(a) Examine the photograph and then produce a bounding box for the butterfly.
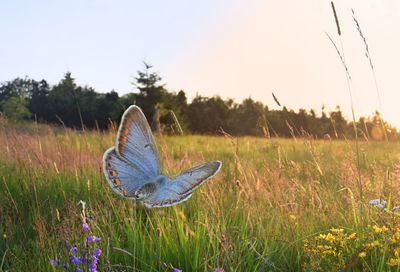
[102,105,222,208]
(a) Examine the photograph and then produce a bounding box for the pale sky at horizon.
[1,0,400,128]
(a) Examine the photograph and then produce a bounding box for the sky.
[1,0,400,127]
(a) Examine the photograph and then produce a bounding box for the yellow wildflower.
[394,230,400,240]
[370,241,381,247]
[389,258,399,266]
[330,228,344,234]
[290,215,296,221]
[348,233,356,240]
[323,249,335,256]
[359,252,366,258]
[2,233,5,239]
[395,248,400,258]
[363,243,371,250]
[373,225,388,234]
[325,233,335,243]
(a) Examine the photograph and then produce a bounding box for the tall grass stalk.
[329,1,363,210]
[351,9,388,142]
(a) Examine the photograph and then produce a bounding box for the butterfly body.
[103,105,222,208]
[134,175,169,199]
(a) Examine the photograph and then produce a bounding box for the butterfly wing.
[143,161,222,208]
[103,147,152,198]
[116,105,161,178]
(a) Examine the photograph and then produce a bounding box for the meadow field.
[1,120,400,271]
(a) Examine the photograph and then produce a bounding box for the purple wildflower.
[92,256,99,265]
[62,262,69,269]
[173,269,183,272]
[82,223,89,230]
[94,248,102,256]
[80,251,87,264]
[85,235,101,243]
[70,246,78,253]
[50,258,58,266]
[76,268,81,272]
[89,261,98,271]
[215,269,225,272]
[80,256,86,264]
[86,255,99,271]
[71,255,80,265]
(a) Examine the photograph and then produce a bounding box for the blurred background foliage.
[0,62,397,140]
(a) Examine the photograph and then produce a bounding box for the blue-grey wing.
[116,105,161,179]
[143,161,222,208]
[103,147,151,198]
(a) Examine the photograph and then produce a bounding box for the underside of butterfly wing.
[143,161,222,208]
[116,105,161,179]
[143,190,193,208]
[103,147,151,198]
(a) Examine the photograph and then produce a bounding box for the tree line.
[0,63,398,140]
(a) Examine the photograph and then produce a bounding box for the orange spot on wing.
[124,128,129,135]
[110,171,117,177]
[197,178,202,183]
[119,144,125,152]
[123,190,128,196]
[114,179,121,186]
[108,163,114,168]
[155,201,162,205]
[122,136,128,143]
[164,200,169,204]
[190,184,196,188]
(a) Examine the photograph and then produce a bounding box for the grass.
[1,120,400,271]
